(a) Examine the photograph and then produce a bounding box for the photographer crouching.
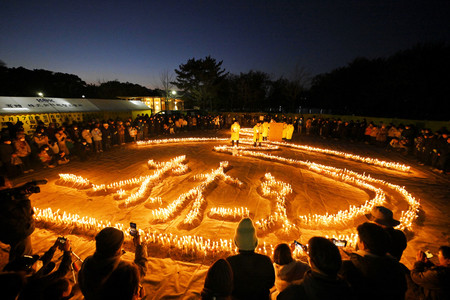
[0,175,47,262]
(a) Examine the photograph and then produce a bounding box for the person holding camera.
[277,237,354,300]
[0,176,35,262]
[4,237,74,300]
[411,246,450,300]
[78,226,147,300]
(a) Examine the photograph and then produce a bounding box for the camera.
[0,179,47,198]
[294,240,308,252]
[331,238,347,247]
[129,222,137,236]
[58,237,67,244]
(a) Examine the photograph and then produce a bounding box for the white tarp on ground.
[0,97,149,114]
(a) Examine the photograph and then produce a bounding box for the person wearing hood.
[226,217,275,300]
[78,227,147,300]
[277,237,355,300]
[271,243,310,299]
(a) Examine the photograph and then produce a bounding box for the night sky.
[1,1,449,88]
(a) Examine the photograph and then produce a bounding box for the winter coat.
[277,270,355,300]
[0,142,14,164]
[286,124,294,140]
[82,129,93,144]
[253,124,263,143]
[91,128,102,141]
[273,260,310,294]
[231,123,240,141]
[0,192,35,244]
[385,227,407,261]
[340,250,407,300]
[411,261,450,300]
[262,122,270,138]
[78,244,147,300]
[226,251,275,300]
[14,139,31,157]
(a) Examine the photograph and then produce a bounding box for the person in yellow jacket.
[231,120,240,146]
[286,123,295,141]
[253,122,263,147]
[262,120,270,141]
[281,121,288,141]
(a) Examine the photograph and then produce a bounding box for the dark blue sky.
[1,1,449,88]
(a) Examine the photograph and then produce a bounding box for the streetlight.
[171,91,177,111]
[37,92,44,97]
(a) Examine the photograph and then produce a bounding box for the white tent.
[0,97,150,114]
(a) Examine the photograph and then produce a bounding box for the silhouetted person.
[226,218,275,300]
[277,237,354,300]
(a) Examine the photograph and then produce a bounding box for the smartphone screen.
[333,240,347,247]
[130,222,137,236]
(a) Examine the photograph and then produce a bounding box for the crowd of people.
[0,111,448,299]
[1,174,448,300]
[1,112,448,179]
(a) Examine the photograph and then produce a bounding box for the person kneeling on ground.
[226,217,275,300]
[271,243,310,299]
[411,245,450,300]
[78,227,147,300]
[277,237,354,300]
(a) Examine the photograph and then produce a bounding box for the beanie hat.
[95,227,124,256]
[234,218,258,251]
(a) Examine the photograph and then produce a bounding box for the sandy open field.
[1,129,449,299]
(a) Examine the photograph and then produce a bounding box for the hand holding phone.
[294,240,308,252]
[130,222,137,237]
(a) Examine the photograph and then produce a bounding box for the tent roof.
[0,97,150,114]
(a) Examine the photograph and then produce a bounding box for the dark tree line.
[308,43,450,120]
[0,63,160,99]
[1,42,448,120]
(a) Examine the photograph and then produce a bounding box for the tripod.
[70,250,84,284]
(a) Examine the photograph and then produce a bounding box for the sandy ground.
[1,129,449,299]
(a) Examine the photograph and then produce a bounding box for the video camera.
[0,179,47,198]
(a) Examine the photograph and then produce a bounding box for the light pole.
[37,92,44,97]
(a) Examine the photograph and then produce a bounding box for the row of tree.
[1,42,448,120]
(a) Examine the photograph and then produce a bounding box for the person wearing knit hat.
[366,206,407,261]
[234,217,258,251]
[79,227,148,300]
[226,218,275,300]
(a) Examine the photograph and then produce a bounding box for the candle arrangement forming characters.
[38,135,420,262]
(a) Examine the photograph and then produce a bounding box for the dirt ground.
[1,129,449,299]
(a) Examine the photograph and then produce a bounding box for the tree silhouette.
[173,56,228,110]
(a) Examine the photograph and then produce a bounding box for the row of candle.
[121,156,188,207]
[208,207,250,220]
[213,147,419,232]
[239,128,411,172]
[34,205,361,261]
[137,137,229,147]
[58,174,92,189]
